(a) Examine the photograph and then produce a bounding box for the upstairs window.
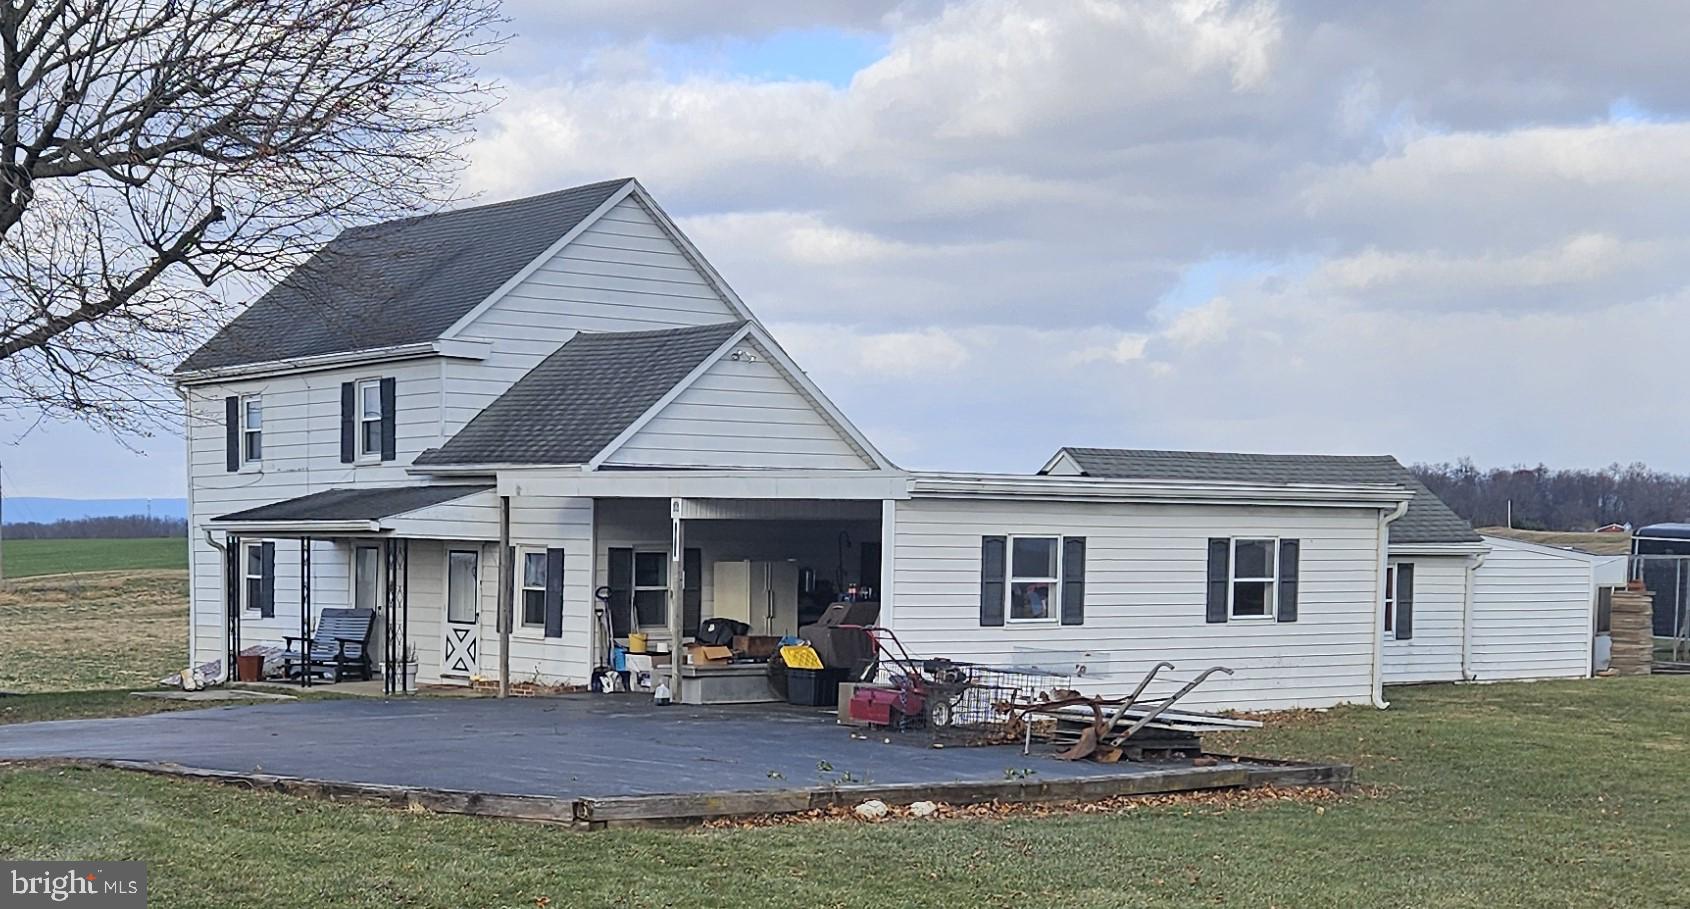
[241,395,263,463]
[359,379,383,458]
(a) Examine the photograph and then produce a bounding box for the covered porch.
[210,484,500,693]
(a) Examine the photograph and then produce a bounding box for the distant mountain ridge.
[3,497,188,524]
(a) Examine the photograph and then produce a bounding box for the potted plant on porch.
[400,643,419,691]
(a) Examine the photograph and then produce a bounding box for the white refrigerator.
[712,560,802,637]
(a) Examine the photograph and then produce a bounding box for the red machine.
[843,625,931,730]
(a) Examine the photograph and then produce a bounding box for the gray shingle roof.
[1051,448,1481,545]
[214,485,491,523]
[414,321,746,467]
[178,179,633,372]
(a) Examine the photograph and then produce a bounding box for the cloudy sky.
[7,0,1690,498]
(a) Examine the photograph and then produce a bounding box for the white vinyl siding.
[1381,554,1469,684]
[601,338,872,470]
[886,497,1385,712]
[443,196,741,436]
[1468,536,1594,681]
[182,358,444,665]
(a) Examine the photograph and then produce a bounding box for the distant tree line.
[3,515,188,540]
[1412,460,1690,531]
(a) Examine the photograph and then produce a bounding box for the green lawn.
[2,537,186,578]
[1,677,1686,908]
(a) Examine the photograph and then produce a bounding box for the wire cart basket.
[850,625,1073,744]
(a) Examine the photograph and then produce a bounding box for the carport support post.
[498,494,512,698]
[669,498,685,696]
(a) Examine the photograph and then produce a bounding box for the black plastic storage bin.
[786,667,848,707]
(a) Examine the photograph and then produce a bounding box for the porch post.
[224,532,241,680]
[300,537,312,689]
[400,540,410,693]
[668,498,685,695]
[383,539,396,695]
[497,494,512,698]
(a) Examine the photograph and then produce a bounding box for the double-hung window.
[1008,536,1060,622]
[240,395,263,464]
[1384,562,1399,638]
[520,551,548,629]
[633,550,668,627]
[244,542,269,612]
[1230,538,1278,618]
[358,379,383,459]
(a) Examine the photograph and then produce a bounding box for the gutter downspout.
[205,530,229,681]
[1372,499,1411,709]
[1460,551,1488,681]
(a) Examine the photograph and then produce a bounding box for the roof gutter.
[908,473,1412,508]
[172,339,491,386]
[209,519,383,535]
[1372,497,1412,709]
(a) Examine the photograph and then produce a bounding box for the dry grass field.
[0,569,189,693]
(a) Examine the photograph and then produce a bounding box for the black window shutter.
[980,536,1006,626]
[224,396,240,472]
[259,542,276,618]
[379,377,397,461]
[980,533,1000,625]
[607,547,634,638]
[683,547,703,637]
[1396,563,1415,640]
[339,382,355,463]
[1277,539,1300,623]
[543,547,564,638]
[1206,538,1230,624]
[1060,537,1086,626]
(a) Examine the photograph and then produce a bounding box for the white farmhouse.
[175,178,1604,712]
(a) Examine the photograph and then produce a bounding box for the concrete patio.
[0,694,1346,824]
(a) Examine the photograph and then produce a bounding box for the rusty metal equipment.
[1007,663,1253,762]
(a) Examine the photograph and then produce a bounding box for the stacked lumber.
[1609,588,1654,676]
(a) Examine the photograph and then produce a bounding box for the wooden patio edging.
[1,755,1352,829]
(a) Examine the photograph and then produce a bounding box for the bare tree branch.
[0,0,505,433]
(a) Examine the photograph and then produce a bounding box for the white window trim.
[515,547,550,634]
[356,377,383,462]
[242,541,268,613]
[1228,536,1279,620]
[350,543,383,613]
[633,548,670,631]
[1383,561,1400,640]
[1005,534,1061,625]
[239,394,263,469]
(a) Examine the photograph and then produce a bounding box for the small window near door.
[1008,536,1059,622]
[633,550,667,627]
[354,545,381,612]
[244,542,268,611]
[1231,538,1277,618]
[447,551,478,625]
[521,551,547,629]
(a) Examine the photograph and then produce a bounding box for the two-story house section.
[179,176,1593,713]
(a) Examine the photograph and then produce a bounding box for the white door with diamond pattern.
[441,549,479,679]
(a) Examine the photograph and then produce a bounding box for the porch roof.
[212,484,492,533]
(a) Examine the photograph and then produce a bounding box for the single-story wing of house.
[173,177,1613,713]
